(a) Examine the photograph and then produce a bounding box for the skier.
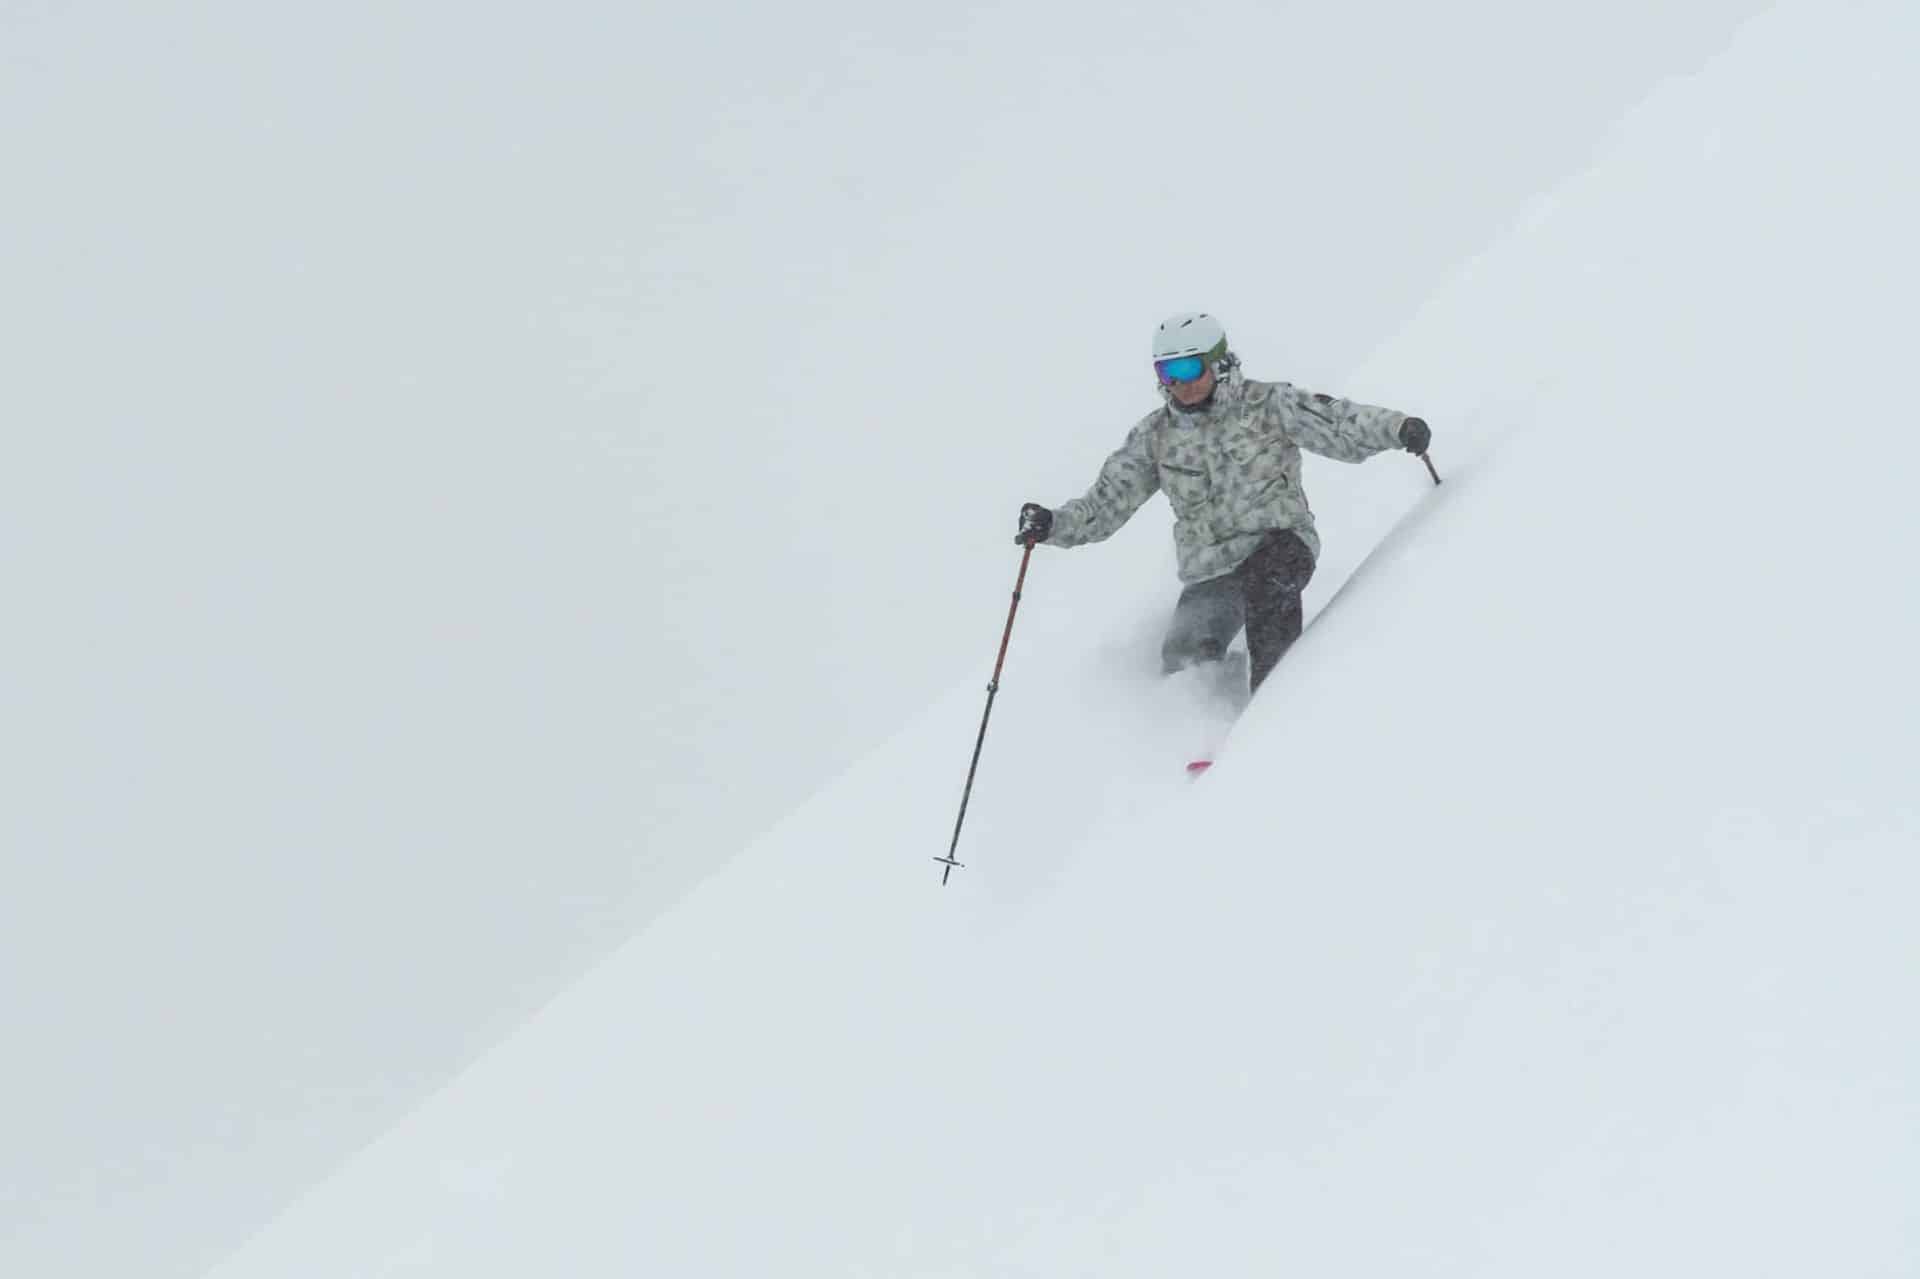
[1015,312,1431,697]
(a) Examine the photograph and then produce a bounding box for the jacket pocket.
[1223,427,1287,471]
[1159,461,1209,516]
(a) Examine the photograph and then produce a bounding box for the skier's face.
[1168,367,1216,407]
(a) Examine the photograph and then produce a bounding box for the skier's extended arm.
[1023,419,1161,548]
[1272,385,1424,462]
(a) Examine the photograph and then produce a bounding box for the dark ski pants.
[1161,529,1316,694]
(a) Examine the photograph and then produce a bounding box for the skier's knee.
[1249,530,1316,594]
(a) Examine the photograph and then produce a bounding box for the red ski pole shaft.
[936,539,1036,886]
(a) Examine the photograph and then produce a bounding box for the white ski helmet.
[1152,311,1232,368]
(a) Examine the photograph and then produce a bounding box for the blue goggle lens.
[1155,355,1207,385]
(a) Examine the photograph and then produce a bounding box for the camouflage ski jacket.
[1048,373,1409,584]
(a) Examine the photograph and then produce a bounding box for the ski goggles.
[1154,354,1208,385]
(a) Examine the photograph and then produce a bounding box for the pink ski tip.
[1185,760,1213,777]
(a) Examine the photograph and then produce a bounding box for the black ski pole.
[936,538,1036,886]
[1420,451,1442,485]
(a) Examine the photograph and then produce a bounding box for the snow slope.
[207,2,1920,1274]
[1,3,1777,1275]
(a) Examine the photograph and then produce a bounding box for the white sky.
[0,2,1808,1274]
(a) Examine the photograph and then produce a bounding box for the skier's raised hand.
[1398,416,1432,455]
[1015,502,1054,545]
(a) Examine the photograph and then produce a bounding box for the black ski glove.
[1398,416,1431,455]
[1015,502,1054,545]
